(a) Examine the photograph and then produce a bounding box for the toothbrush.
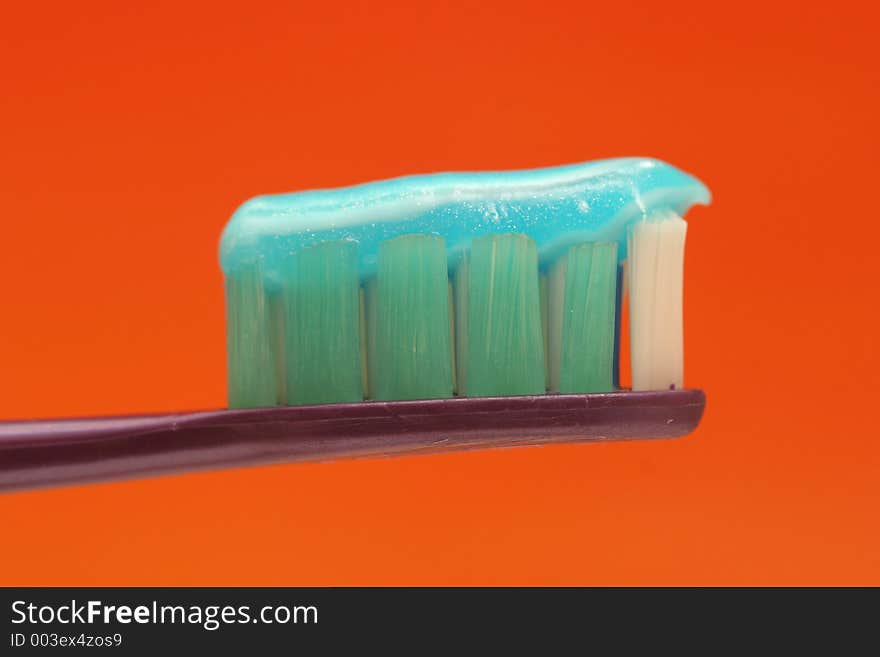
[0,157,710,493]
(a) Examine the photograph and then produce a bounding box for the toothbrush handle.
[0,390,705,493]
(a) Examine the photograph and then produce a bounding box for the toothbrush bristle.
[553,242,618,393]
[462,233,546,397]
[627,212,687,391]
[282,240,362,405]
[373,235,453,401]
[225,263,278,409]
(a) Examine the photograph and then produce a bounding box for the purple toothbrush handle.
[0,389,705,493]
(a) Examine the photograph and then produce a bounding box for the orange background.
[1,0,878,585]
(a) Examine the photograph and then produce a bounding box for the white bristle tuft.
[627,211,687,391]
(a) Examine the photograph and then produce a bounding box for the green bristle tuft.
[463,233,546,396]
[282,240,363,405]
[555,242,618,393]
[225,263,279,409]
[374,235,453,400]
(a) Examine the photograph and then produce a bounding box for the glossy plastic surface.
[0,390,705,493]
